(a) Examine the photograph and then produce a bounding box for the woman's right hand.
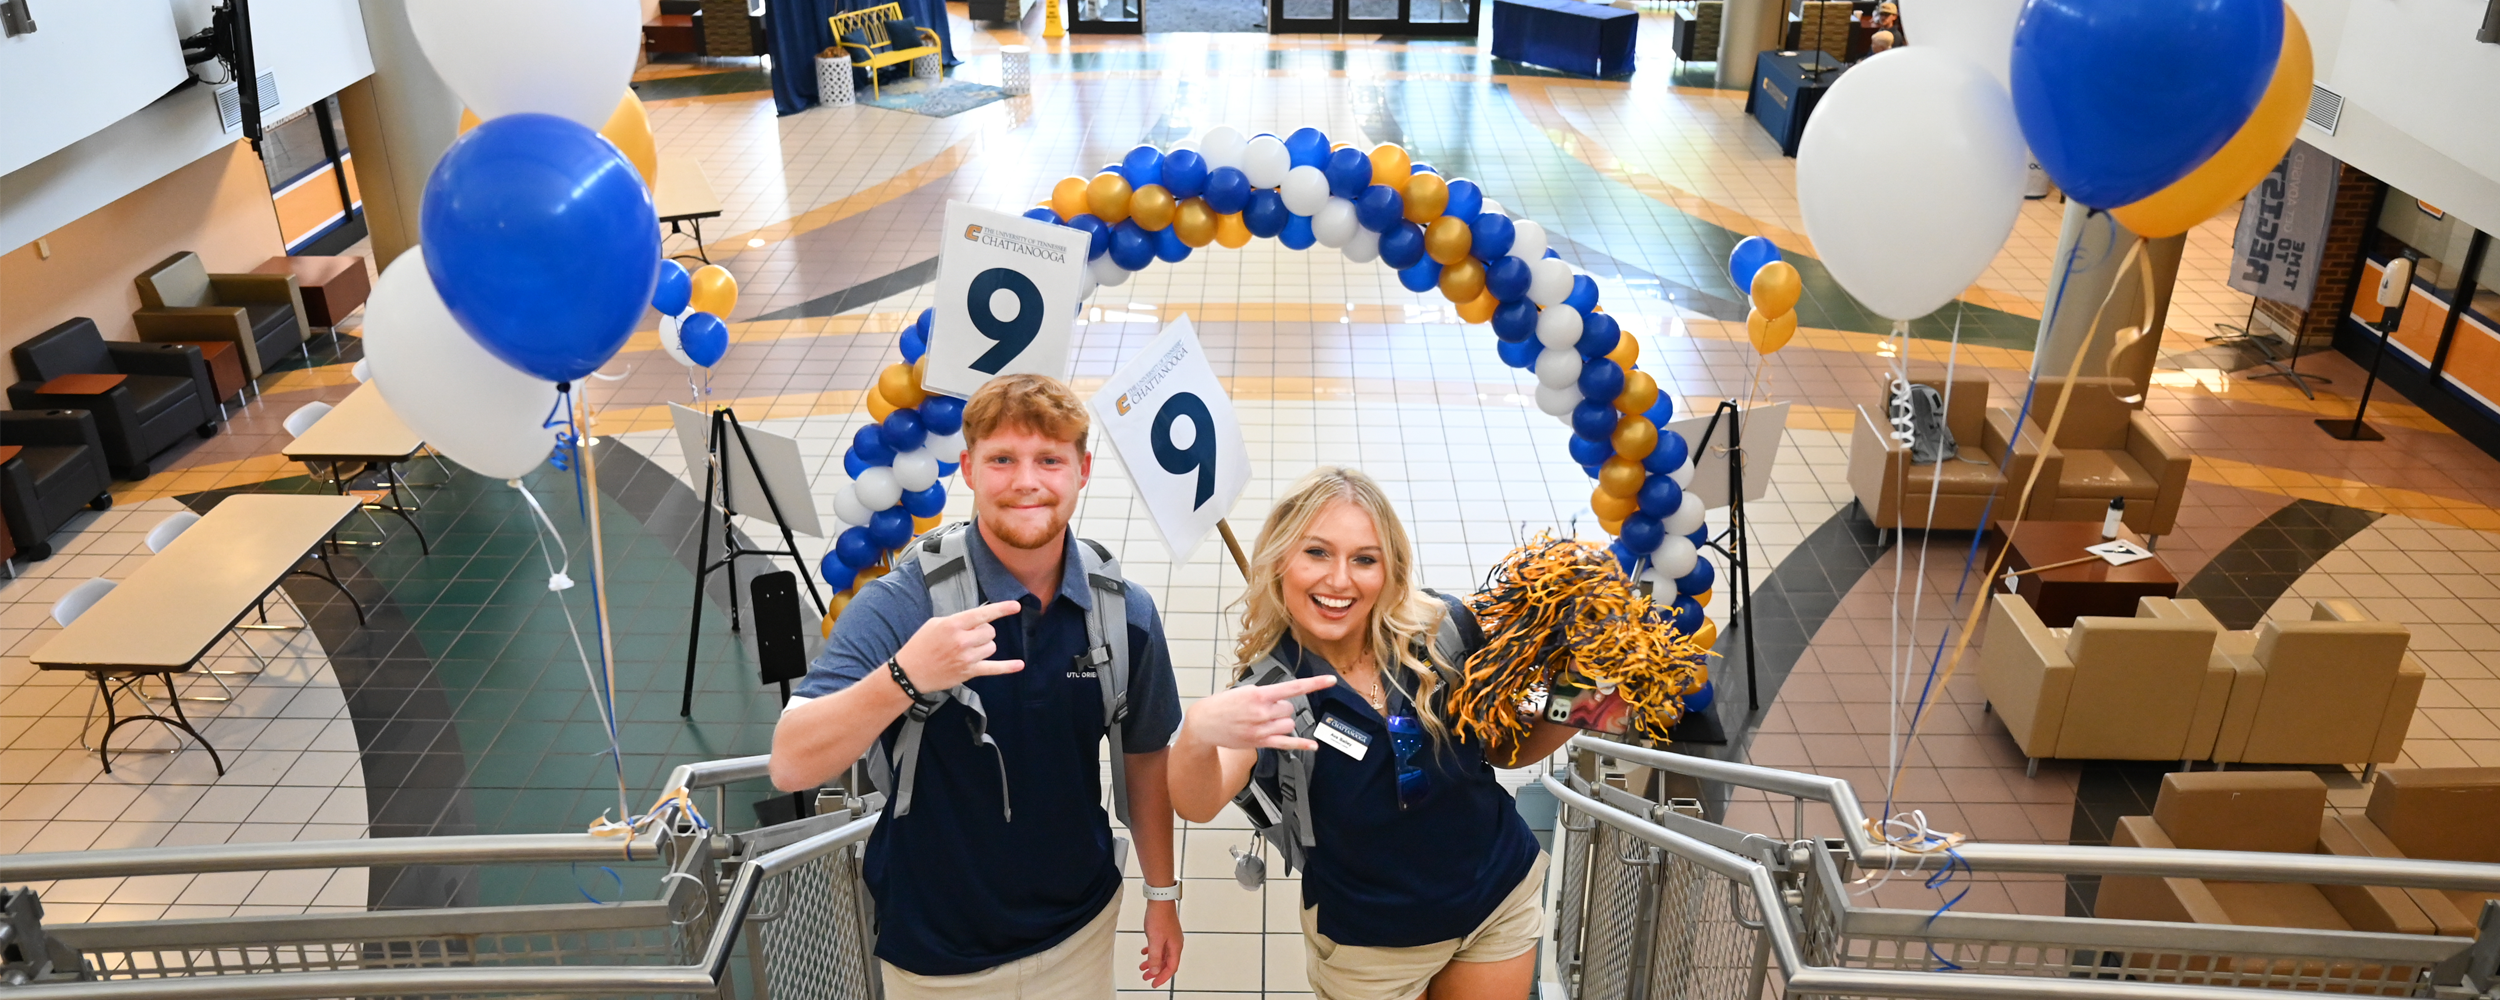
[1184,676,1339,750]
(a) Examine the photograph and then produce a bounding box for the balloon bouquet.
[816,309,961,630]
[654,260,737,376]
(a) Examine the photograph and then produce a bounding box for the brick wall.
[2260,162,2387,349]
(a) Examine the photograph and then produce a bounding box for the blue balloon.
[1565,274,1600,313]
[900,329,927,364]
[1161,149,1209,200]
[1675,559,1716,596]
[1645,430,1690,475]
[853,425,896,466]
[1578,358,1624,402]
[1069,214,1110,259]
[918,394,965,435]
[1644,393,1674,429]
[1544,247,1562,259]
[1202,167,1253,215]
[678,311,729,367]
[820,551,859,592]
[1379,222,1426,269]
[420,113,659,383]
[1637,474,1683,518]
[1022,207,1060,224]
[1576,313,1620,359]
[1688,527,1711,549]
[1621,512,1665,555]
[1582,463,1604,480]
[842,448,869,479]
[1120,145,1165,190]
[1110,220,1156,270]
[1491,299,1538,342]
[1243,190,1290,238]
[867,508,914,550]
[937,460,960,477]
[1567,433,1613,467]
[1155,225,1192,263]
[1323,147,1372,199]
[1397,258,1442,293]
[1727,236,1782,295]
[901,482,947,518]
[1668,596,1704,635]
[1485,256,1533,302]
[1470,213,1516,260]
[1609,540,1641,576]
[1279,214,1316,251]
[1411,163,1440,176]
[834,526,879,569]
[1571,400,1618,441]
[1684,681,1715,712]
[1443,178,1484,220]
[1496,336,1541,369]
[882,409,927,453]
[914,307,934,338]
[1355,185,1405,233]
[1284,127,1331,169]
[652,259,692,315]
[2010,0,2282,208]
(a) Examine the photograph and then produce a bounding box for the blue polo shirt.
[1267,598,1540,948]
[789,524,1181,977]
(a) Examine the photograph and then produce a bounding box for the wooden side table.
[170,341,248,407]
[251,256,372,337]
[37,373,128,395]
[1991,520,2180,627]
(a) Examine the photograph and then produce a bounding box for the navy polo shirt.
[788,524,1181,977]
[1269,599,1540,948]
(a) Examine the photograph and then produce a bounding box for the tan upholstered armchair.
[1847,370,2037,539]
[2331,768,2500,936]
[1980,594,2231,775]
[133,252,309,377]
[2020,376,2193,542]
[2175,598,2423,775]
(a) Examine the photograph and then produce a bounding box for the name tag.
[1314,714,1372,760]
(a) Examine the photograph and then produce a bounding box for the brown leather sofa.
[1980,594,2231,775]
[2019,376,2193,542]
[2328,768,2500,936]
[2149,598,2422,775]
[133,252,308,377]
[2096,771,2442,937]
[1847,370,2037,538]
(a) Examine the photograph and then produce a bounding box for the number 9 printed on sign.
[923,202,1090,398]
[1090,317,1250,564]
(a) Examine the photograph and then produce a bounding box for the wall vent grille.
[2306,84,2343,134]
[216,73,281,133]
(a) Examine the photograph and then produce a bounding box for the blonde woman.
[1168,467,1578,1000]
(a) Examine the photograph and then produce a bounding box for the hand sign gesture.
[1184,675,1338,751]
[896,599,1026,693]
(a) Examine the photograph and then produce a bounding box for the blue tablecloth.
[1745,51,1844,157]
[1490,0,1637,78]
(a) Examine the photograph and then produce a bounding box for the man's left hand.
[1139,898,1182,987]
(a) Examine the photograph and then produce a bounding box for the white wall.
[0,0,189,177]
[2291,0,2500,234]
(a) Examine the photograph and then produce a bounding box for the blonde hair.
[1233,467,1461,745]
[961,373,1090,450]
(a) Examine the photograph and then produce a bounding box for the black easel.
[1692,399,1762,713]
[682,407,828,717]
[2213,298,2332,400]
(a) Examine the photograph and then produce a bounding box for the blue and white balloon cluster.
[819,309,964,597]
[652,260,732,369]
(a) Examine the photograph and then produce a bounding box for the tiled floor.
[7,4,2500,997]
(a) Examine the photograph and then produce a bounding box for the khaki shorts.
[1301,852,1549,1000]
[881,893,1119,999]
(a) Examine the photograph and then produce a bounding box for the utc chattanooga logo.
[964,222,1066,264]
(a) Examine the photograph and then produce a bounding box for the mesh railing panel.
[1576,822,1655,1000]
[79,927,687,981]
[1643,851,1769,1000]
[747,844,880,1000]
[1555,801,1594,995]
[1819,933,2429,997]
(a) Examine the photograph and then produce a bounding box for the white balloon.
[1280,166,1332,216]
[1534,305,1584,348]
[892,449,940,492]
[1076,262,1099,302]
[657,313,695,367]
[1242,134,1292,189]
[854,466,904,511]
[1902,0,2023,88]
[1527,257,1575,306]
[831,483,873,527]
[363,254,559,480]
[1199,126,1248,171]
[927,429,967,465]
[1509,220,1549,263]
[1092,254,1132,286]
[1797,48,2027,322]
[1535,347,1583,389]
[1479,199,1507,219]
[1313,197,1360,248]
[1342,227,1382,264]
[1669,460,1696,488]
[1651,536,1700,580]
[1534,383,1581,417]
[1664,492,1706,536]
[407,0,640,129]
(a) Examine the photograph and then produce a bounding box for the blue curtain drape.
[767,0,838,115]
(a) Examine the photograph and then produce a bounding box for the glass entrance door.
[1069,0,1143,34]
[1269,0,1475,35]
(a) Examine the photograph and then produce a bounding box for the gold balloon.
[458,108,480,133]
[879,362,927,409]
[1591,488,1640,522]
[1614,369,1659,415]
[821,591,850,638]
[1215,212,1252,249]
[1403,172,1449,224]
[1612,415,1658,460]
[688,265,739,317]
[1438,257,1486,303]
[1693,619,1718,649]
[1749,260,1801,317]
[1369,144,1411,192]
[1607,331,1640,368]
[1693,586,1714,609]
[865,386,898,422]
[1173,198,1218,247]
[1598,456,1645,498]
[601,94,659,192]
[1051,176,1091,220]
[857,563,890,584]
[1600,516,1626,537]
[1129,184,1176,231]
[1087,172,1133,224]
[1747,309,1799,355]
[1457,288,1499,325]
[1425,216,1474,265]
[912,513,943,534]
[2111,6,2314,237]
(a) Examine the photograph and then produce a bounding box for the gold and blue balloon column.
[818,314,959,628]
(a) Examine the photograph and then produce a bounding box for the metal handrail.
[664,754,772,792]
[1571,735,2500,893]
[0,831,661,884]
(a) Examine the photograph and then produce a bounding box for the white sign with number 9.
[922,201,1089,399]
[1089,316,1249,564]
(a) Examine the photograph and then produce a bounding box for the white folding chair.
[351,358,371,382]
[285,402,397,546]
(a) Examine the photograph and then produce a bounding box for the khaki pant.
[880,894,1120,999]
[1302,852,1550,1000]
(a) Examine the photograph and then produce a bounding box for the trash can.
[818,49,856,107]
[912,51,942,80]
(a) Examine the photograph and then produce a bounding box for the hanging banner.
[1088,316,1249,564]
[2227,141,2342,308]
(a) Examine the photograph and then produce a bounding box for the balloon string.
[515,473,625,814]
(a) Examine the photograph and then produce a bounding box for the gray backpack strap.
[880,523,1012,822]
[1230,653,1317,875]
[1076,539,1133,827]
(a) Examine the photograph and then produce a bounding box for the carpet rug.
[858,78,1010,117]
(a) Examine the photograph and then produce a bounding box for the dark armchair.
[133,251,308,377]
[0,410,115,561]
[9,318,220,480]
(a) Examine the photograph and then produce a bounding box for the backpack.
[862,522,1134,826]
[1228,592,1482,886]
[1887,377,1959,465]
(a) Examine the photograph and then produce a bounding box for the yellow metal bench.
[830,3,941,99]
